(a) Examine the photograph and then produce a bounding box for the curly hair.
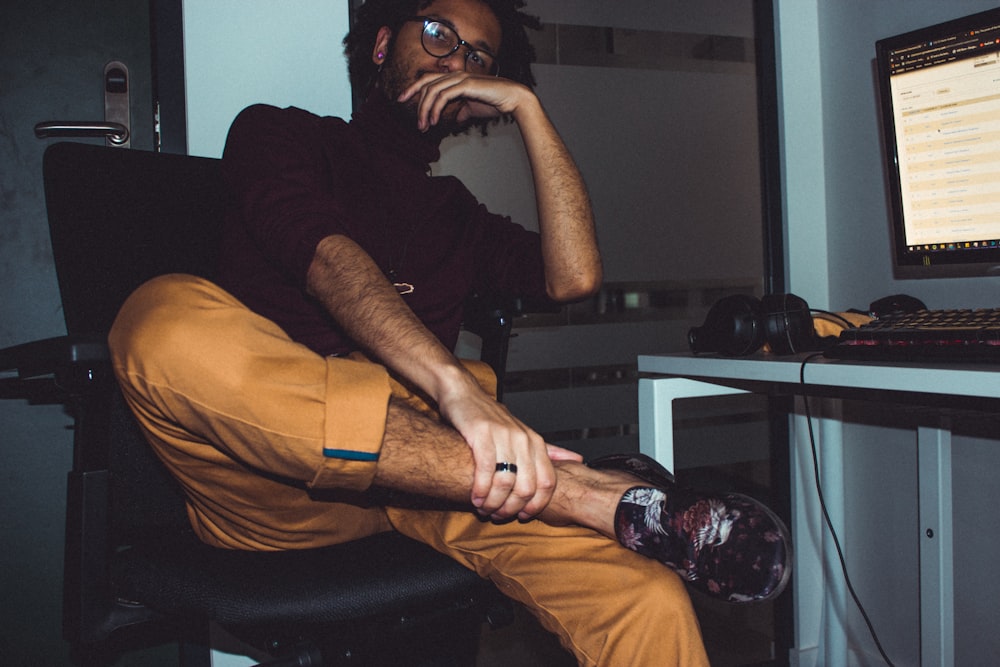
[344,0,540,129]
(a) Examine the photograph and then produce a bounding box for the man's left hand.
[397,72,533,132]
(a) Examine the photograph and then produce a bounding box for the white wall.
[774,1,829,308]
[182,0,353,158]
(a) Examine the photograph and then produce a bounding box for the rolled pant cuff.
[309,354,393,493]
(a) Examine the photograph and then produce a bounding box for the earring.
[377,51,385,61]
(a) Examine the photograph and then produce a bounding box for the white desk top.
[638,352,1000,399]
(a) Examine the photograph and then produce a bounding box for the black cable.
[799,353,896,667]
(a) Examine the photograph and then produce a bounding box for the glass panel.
[439,2,785,664]
[439,0,768,460]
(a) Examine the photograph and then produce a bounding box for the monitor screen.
[875,8,1000,278]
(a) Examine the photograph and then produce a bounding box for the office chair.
[0,141,516,666]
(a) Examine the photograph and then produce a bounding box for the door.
[0,2,153,664]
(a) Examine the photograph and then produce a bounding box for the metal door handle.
[34,61,131,148]
[34,121,129,145]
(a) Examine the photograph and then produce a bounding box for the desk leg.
[638,377,748,474]
[816,405,848,667]
[917,424,954,667]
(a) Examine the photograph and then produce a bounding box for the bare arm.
[511,92,603,301]
[307,75,597,520]
[400,73,603,302]
[305,235,578,520]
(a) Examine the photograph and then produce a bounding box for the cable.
[799,353,896,667]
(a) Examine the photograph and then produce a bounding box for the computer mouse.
[868,294,927,318]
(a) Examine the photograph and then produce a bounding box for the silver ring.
[495,462,518,474]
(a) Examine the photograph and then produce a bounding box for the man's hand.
[397,71,534,133]
[435,370,583,521]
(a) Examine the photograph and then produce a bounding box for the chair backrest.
[42,143,228,643]
[42,142,227,337]
[41,141,513,380]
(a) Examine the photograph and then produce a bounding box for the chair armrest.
[0,335,109,401]
[462,295,518,383]
[463,295,516,341]
[0,334,108,378]
[463,294,562,399]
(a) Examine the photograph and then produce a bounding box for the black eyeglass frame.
[406,16,500,76]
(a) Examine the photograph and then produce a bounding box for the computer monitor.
[875,8,1000,279]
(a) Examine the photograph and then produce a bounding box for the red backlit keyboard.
[824,309,1000,362]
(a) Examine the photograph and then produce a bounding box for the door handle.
[34,61,131,148]
[34,121,129,145]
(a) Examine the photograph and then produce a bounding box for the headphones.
[688,293,818,356]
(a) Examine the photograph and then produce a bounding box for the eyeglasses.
[406,17,499,76]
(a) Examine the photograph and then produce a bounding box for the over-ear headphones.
[688,293,817,356]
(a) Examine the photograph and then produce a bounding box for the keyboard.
[824,308,1000,362]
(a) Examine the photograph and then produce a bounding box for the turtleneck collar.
[351,88,443,170]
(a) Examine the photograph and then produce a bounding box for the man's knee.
[109,274,246,384]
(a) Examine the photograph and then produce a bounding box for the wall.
[776,1,1000,664]
[182,0,352,158]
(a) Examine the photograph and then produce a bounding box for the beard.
[378,56,472,139]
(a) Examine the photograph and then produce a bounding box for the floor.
[476,605,576,667]
[477,596,778,667]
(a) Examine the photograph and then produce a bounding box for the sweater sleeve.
[221,104,358,290]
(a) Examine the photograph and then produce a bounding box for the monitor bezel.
[875,7,1000,279]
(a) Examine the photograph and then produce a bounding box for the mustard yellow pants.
[108,274,709,667]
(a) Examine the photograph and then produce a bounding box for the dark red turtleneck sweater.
[216,92,548,357]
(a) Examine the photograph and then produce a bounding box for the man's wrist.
[429,360,481,405]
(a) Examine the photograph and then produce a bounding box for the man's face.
[377,0,502,135]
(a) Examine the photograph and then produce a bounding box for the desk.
[637,352,1000,667]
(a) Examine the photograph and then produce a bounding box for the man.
[109,0,789,664]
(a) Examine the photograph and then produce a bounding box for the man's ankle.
[540,462,634,538]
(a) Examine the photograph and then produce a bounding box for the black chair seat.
[113,530,492,628]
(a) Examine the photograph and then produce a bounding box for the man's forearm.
[514,100,602,302]
[305,234,473,403]
[305,233,574,518]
